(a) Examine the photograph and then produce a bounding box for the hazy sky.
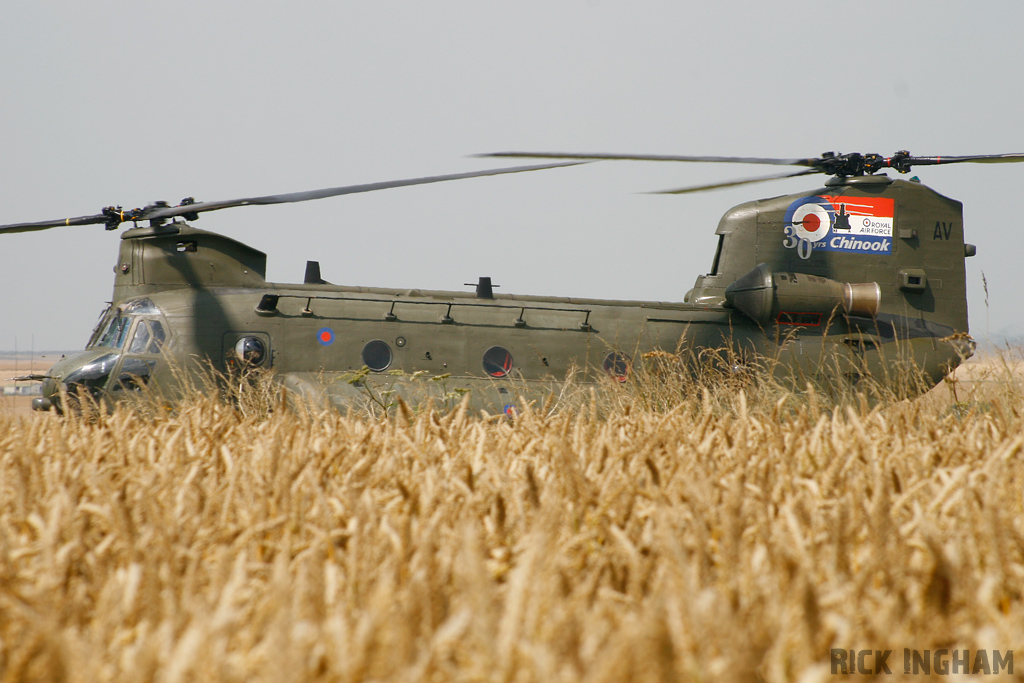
[3,1,1022,351]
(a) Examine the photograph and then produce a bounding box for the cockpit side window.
[113,357,158,392]
[127,320,167,354]
[128,321,152,354]
[149,320,166,351]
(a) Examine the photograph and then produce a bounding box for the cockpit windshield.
[95,316,132,349]
[86,306,111,348]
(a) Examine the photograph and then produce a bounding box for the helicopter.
[5,150,1018,414]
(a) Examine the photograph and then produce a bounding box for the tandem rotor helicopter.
[5,150,1020,413]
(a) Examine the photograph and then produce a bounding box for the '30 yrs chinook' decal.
[782,195,894,259]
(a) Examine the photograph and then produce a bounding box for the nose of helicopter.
[32,377,59,411]
[30,348,121,412]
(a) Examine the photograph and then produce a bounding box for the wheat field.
[1,355,1023,682]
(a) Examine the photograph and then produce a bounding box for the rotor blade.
[0,213,110,235]
[902,153,1024,167]
[0,162,585,234]
[478,152,817,167]
[143,162,586,221]
[649,169,822,195]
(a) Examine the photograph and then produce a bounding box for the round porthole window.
[361,340,393,372]
[603,351,632,382]
[483,346,514,377]
[234,337,268,366]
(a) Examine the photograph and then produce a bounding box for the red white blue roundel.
[785,196,833,242]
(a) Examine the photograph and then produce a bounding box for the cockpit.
[88,298,167,353]
[36,298,172,410]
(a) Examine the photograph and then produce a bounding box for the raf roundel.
[786,197,834,242]
[317,327,335,346]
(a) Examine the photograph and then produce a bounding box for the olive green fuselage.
[39,174,975,412]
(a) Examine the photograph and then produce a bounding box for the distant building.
[2,385,42,396]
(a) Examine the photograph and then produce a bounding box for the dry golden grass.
[1,354,1023,682]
